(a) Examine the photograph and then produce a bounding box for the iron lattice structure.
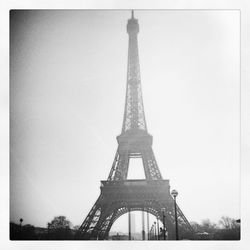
[77,11,194,240]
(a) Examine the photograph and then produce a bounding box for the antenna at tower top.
[131,10,134,19]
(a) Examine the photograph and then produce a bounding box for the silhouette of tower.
[77,11,194,240]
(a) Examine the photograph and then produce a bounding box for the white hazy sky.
[10,10,240,232]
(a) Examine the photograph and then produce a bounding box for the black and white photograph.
[9,9,241,242]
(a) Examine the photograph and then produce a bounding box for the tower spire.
[122,11,147,133]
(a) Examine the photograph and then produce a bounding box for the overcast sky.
[10,10,240,232]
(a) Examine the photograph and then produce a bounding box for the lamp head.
[171,189,178,198]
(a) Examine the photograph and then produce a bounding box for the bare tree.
[219,216,237,229]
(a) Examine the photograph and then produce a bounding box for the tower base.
[77,179,194,240]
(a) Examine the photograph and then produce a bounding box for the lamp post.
[19,218,23,238]
[154,222,156,240]
[171,189,179,240]
[157,217,160,240]
[150,225,154,240]
[161,208,166,240]
[128,210,131,240]
[142,210,145,240]
[147,212,150,240]
[19,218,23,230]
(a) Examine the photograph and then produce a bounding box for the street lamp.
[150,225,154,240]
[19,218,23,236]
[154,222,156,240]
[157,217,160,240]
[171,189,179,240]
[161,208,166,240]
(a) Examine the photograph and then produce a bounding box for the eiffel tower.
[77,11,194,240]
